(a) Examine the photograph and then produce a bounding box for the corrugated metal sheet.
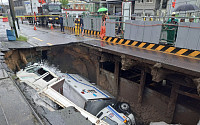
[124,20,162,44]
[106,19,115,37]
[175,22,200,50]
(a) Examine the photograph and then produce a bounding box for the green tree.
[59,0,68,9]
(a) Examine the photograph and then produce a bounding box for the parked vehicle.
[37,3,61,25]
[16,63,64,92]
[63,73,136,125]
[25,3,61,25]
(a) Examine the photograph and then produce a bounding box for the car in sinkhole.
[16,63,136,125]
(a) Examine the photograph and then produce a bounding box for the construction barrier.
[124,20,162,44]
[175,22,200,50]
[64,15,102,37]
[63,14,200,52]
[2,17,8,22]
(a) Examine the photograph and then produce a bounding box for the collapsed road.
[0,20,200,125]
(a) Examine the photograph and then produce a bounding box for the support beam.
[176,90,200,101]
[95,57,100,86]
[167,83,180,122]
[138,69,146,103]
[114,61,120,98]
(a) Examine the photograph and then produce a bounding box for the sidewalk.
[0,21,34,50]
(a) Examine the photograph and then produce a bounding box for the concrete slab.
[0,78,40,125]
[82,40,200,76]
[0,103,8,125]
[0,48,10,52]
[0,56,4,60]
[1,41,34,49]
[1,63,13,73]
[0,64,4,69]
[0,69,8,79]
[44,107,92,125]
[0,52,5,56]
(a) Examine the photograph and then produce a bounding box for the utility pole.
[8,0,18,38]
[30,0,33,13]
[159,0,164,20]
[142,0,146,17]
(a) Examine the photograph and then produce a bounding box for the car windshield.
[102,116,118,125]
[26,67,48,76]
[48,5,61,12]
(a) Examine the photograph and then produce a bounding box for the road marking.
[47,43,53,46]
[33,37,43,41]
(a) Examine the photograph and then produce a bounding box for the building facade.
[134,0,161,17]
[166,0,200,16]
[24,0,41,15]
[14,0,26,16]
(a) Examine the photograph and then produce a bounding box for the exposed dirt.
[4,49,41,72]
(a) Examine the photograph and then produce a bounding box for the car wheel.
[119,102,130,112]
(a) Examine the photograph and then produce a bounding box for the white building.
[24,0,40,15]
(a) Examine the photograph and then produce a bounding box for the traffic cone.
[34,24,37,30]
[51,24,54,30]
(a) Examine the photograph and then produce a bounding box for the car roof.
[64,74,111,100]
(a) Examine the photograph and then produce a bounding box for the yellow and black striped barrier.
[103,36,200,59]
[16,15,60,18]
[66,27,200,59]
[67,26,100,38]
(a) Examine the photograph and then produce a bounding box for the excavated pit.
[3,43,200,125]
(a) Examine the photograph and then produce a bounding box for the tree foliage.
[59,0,68,9]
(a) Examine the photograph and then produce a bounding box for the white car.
[63,73,136,125]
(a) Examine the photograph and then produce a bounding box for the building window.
[145,13,151,16]
[146,0,153,3]
[137,13,142,16]
[138,0,153,3]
